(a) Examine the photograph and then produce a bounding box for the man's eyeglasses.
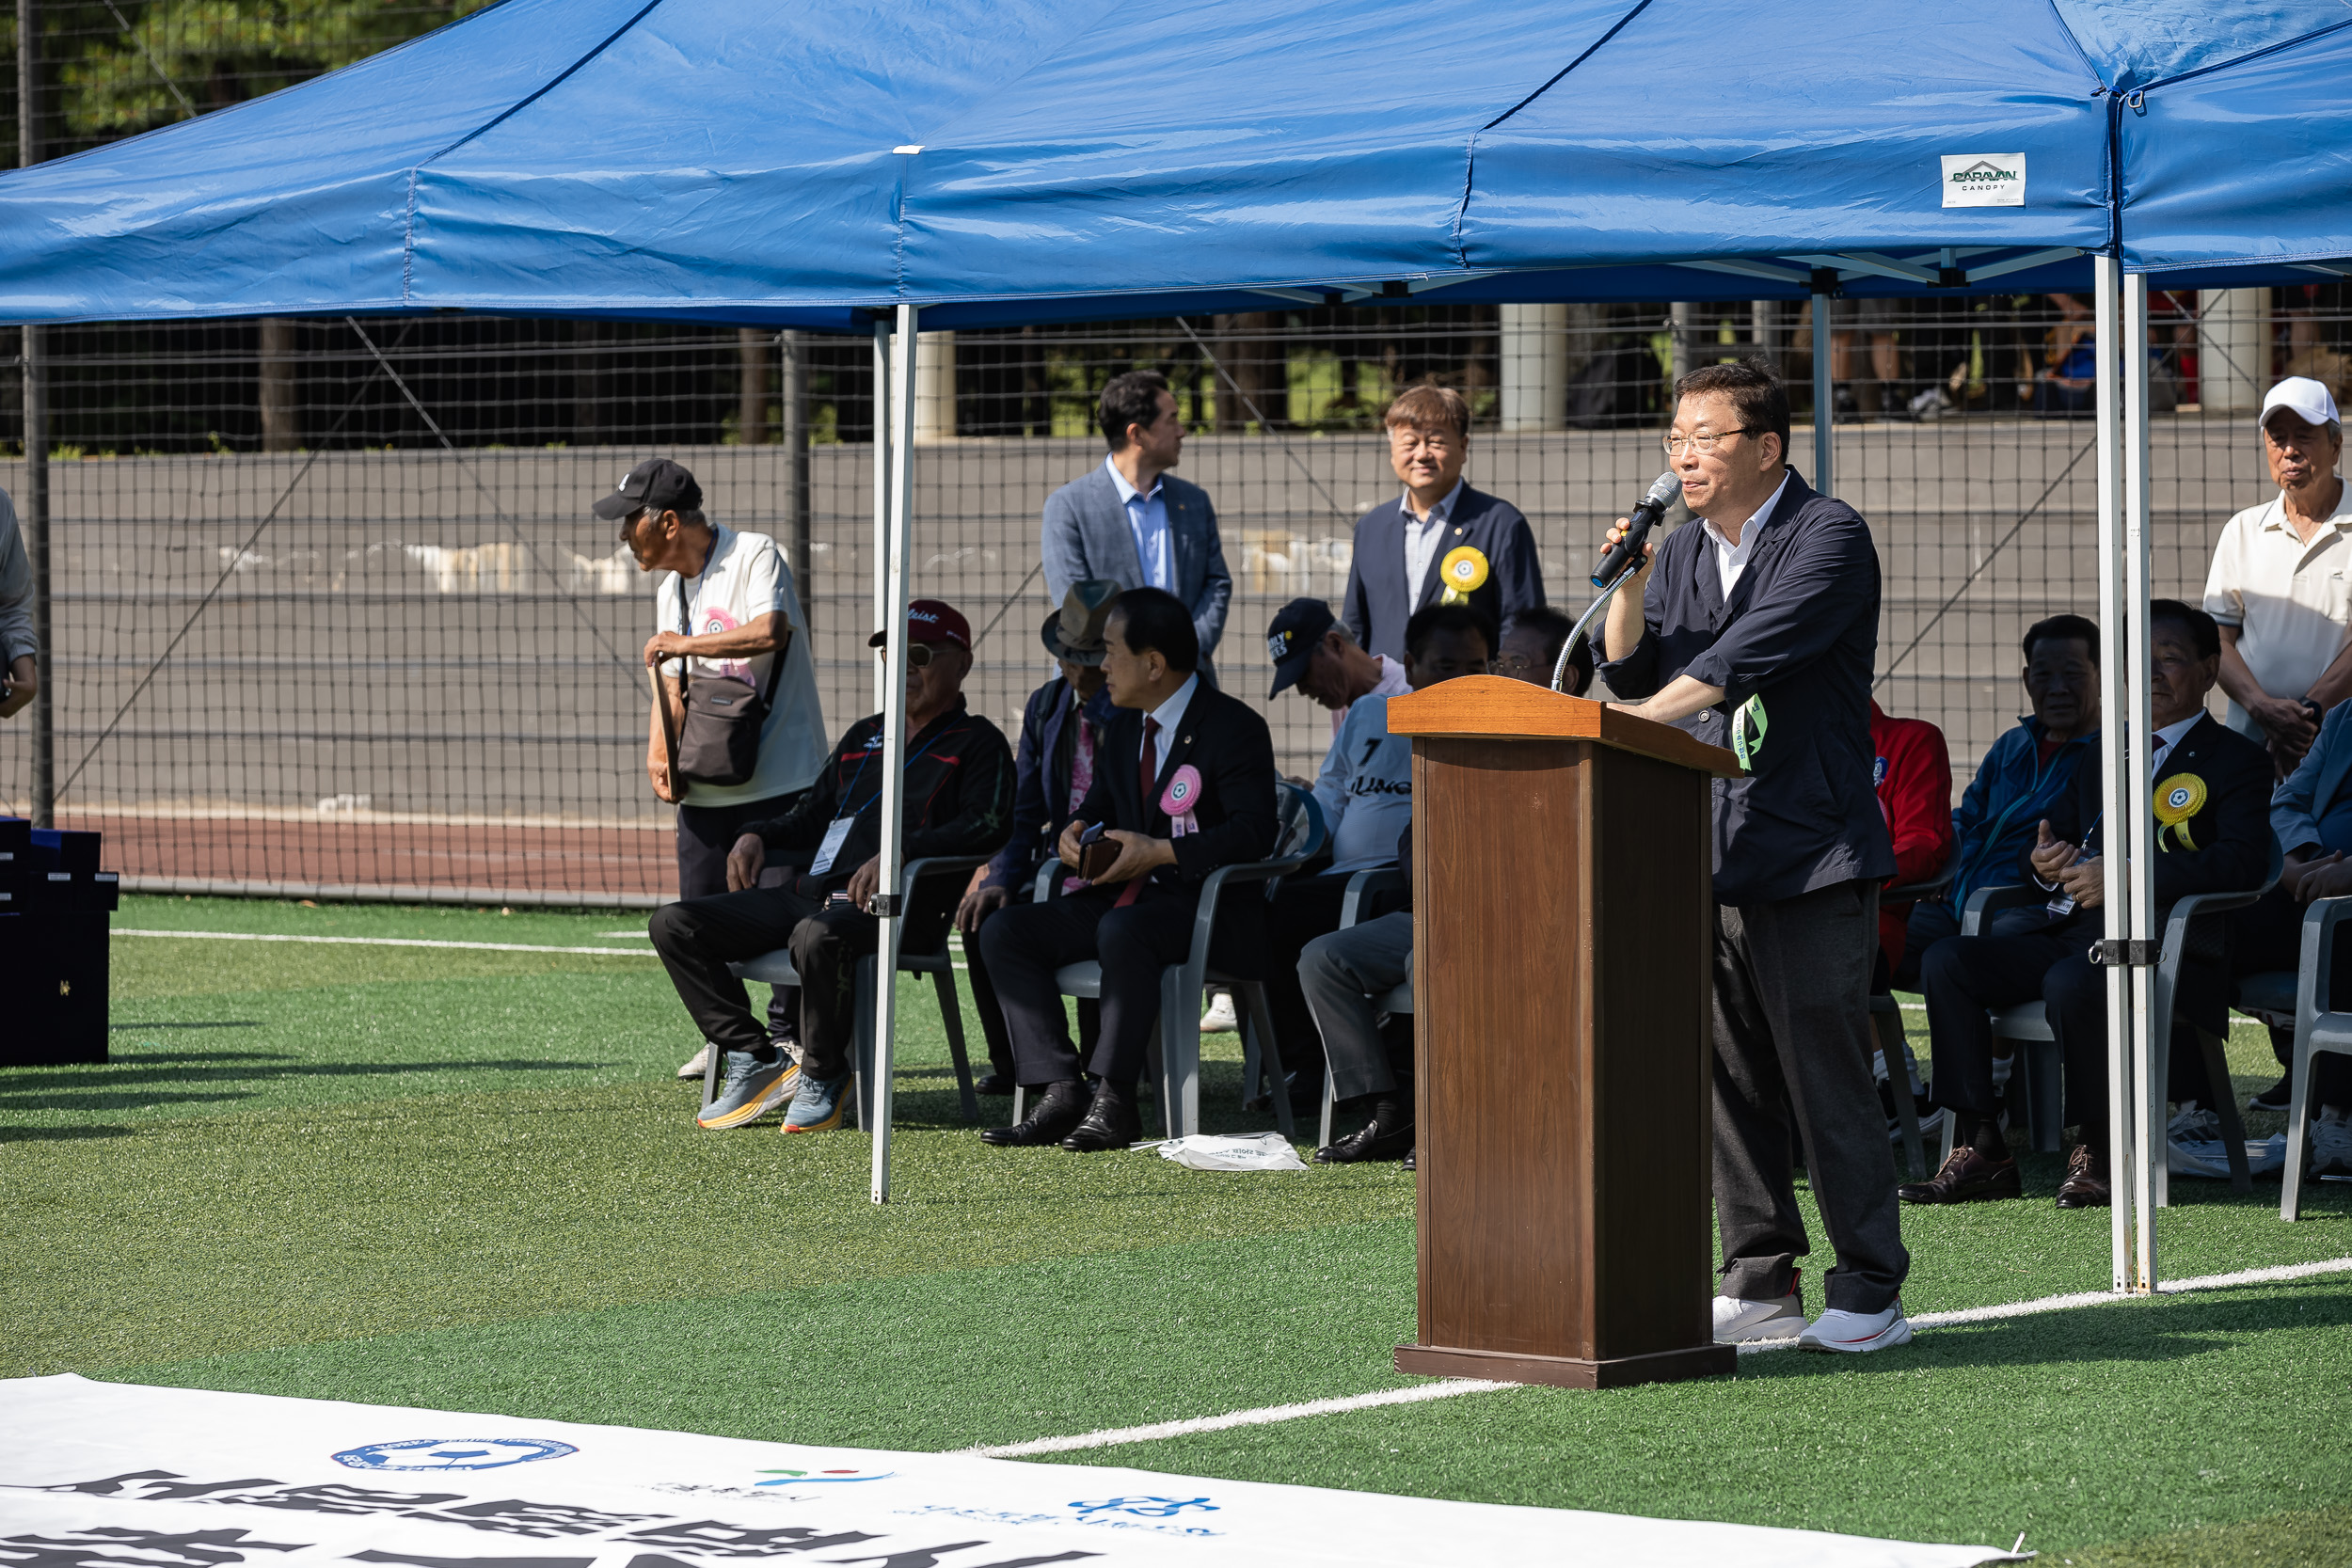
[1662,427,1758,457]
[1491,653,1543,677]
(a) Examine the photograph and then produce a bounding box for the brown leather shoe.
[1898,1145,2021,1204]
[2056,1142,2111,1209]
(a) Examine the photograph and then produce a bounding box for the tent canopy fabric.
[0,0,2346,326]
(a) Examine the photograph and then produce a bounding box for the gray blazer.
[0,488,33,666]
[1041,463,1232,673]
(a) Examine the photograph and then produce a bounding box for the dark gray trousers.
[1713,878,1911,1314]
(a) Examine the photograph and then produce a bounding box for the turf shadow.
[0,1058,613,1111]
[0,1123,138,1144]
[109,1021,265,1031]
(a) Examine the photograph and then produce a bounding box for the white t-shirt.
[654,525,827,808]
[2202,486,2352,739]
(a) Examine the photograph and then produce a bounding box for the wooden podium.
[1385,677,1742,1389]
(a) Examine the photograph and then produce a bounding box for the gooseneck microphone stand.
[1549,562,1640,694]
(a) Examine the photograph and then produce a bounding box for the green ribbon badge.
[1732,693,1768,772]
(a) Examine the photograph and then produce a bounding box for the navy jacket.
[2032,712,2273,914]
[1946,717,2099,912]
[1597,468,1895,906]
[1343,483,1544,663]
[2272,696,2352,856]
[984,673,1116,893]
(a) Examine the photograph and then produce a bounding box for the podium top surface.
[1387,677,1743,777]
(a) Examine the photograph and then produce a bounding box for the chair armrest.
[1033,858,1067,903]
[1961,883,2045,937]
[1885,861,1955,903]
[1339,866,1407,929]
[1186,850,1319,974]
[900,853,993,898]
[2298,895,2352,1023]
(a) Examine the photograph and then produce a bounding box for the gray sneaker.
[696,1051,798,1130]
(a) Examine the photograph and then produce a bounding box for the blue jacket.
[2272,696,2352,855]
[1342,483,1544,664]
[1597,468,1895,906]
[983,673,1116,892]
[1946,717,2100,912]
[1041,464,1232,673]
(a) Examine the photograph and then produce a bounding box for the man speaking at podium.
[1597,358,1910,1354]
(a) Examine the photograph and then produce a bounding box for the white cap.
[2259,375,2340,433]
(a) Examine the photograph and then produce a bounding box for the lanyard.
[835,725,950,821]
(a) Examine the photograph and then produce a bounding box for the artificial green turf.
[7,895,2351,1561]
[2072,1504,2352,1567]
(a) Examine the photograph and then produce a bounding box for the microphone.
[1590,470,1681,588]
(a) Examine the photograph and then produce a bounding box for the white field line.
[116,928,651,957]
[965,1255,2352,1458]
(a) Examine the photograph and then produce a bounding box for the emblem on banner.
[2153,772,2206,851]
[333,1437,579,1471]
[1438,546,1489,603]
[1071,1496,1220,1517]
[755,1467,896,1485]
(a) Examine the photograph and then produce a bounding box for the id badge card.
[811,817,854,875]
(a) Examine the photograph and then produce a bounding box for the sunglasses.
[904,641,956,668]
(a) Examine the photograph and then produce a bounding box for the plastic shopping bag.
[1145,1132,1309,1172]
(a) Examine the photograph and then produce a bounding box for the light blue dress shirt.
[1104,455,1175,593]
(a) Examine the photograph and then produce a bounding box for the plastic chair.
[2247,895,2352,1220]
[1947,853,2277,1199]
[713,853,993,1129]
[1872,864,1951,1178]
[1031,782,1327,1140]
[1314,864,1413,1150]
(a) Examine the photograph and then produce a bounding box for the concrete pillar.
[894,329,956,442]
[259,318,301,451]
[1499,304,1569,432]
[2198,289,2269,412]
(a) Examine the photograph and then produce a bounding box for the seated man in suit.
[955,580,1121,1095]
[1301,619,1598,1166]
[978,587,1279,1151]
[2227,695,2352,1170]
[1041,370,1232,681]
[1905,601,2271,1209]
[1342,384,1545,664]
[1262,602,1495,1091]
[1894,613,2102,991]
[650,599,1014,1134]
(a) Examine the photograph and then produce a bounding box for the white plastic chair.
[2233,895,2352,1220]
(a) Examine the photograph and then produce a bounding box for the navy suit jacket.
[984,673,1115,892]
[2035,712,2274,913]
[1041,464,1232,675]
[1073,680,1279,948]
[1343,483,1544,663]
[1598,468,1896,906]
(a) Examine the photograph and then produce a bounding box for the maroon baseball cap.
[867,598,972,652]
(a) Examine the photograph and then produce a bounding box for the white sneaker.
[2168,1101,2223,1144]
[1799,1304,1914,1354]
[1890,1105,1951,1148]
[1713,1291,1805,1344]
[2312,1106,2352,1176]
[677,1044,710,1081]
[1199,990,1239,1034]
[1991,1051,2014,1091]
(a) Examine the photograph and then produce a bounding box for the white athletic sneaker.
[1199,990,1239,1034]
[1799,1304,1914,1354]
[2168,1101,2223,1144]
[2312,1105,2352,1176]
[1713,1291,1805,1344]
[1991,1051,2014,1091]
[677,1044,710,1081]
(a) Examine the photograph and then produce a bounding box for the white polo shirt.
[2202,484,2352,739]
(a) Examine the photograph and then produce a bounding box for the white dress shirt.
[1105,455,1175,593]
[1402,478,1467,604]
[1699,472,1792,597]
[1141,673,1200,785]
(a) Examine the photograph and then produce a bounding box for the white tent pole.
[869,303,920,1205]
[2092,254,2139,1292]
[871,319,893,713]
[2122,271,2159,1285]
[1811,292,1833,493]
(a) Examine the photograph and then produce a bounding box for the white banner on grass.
[0,1376,2017,1568]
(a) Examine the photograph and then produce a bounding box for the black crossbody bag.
[661,589,785,787]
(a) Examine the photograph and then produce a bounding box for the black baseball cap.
[1265,597,1338,697]
[593,457,703,525]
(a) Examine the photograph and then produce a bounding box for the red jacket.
[1869,701,1955,970]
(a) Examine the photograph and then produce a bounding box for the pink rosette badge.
[1160,764,1203,836]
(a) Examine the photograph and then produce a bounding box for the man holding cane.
[1597,357,1909,1354]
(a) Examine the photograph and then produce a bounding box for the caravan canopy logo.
[1941,153,2026,208]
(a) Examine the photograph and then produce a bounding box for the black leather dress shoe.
[1316,1109,1415,1164]
[1060,1085,1143,1151]
[1898,1146,2022,1205]
[979,1081,1088,1147]
[2055,1142,2111,1209]
[974,1072,1014,1097]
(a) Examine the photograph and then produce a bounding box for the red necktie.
[1116,716,1160,908]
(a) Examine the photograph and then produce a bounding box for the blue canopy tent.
[7,0,2351,1267]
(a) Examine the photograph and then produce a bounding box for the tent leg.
[2122,270,2159,1287]
[871,318,893,714]
[1811,292,1833,494]
[869,305,921,1206]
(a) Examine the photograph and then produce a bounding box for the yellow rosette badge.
[2153,772,2205,850]
[1438,546,1489,604]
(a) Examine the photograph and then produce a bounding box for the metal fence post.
[19,0,55,827]
[780,329,812,633]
